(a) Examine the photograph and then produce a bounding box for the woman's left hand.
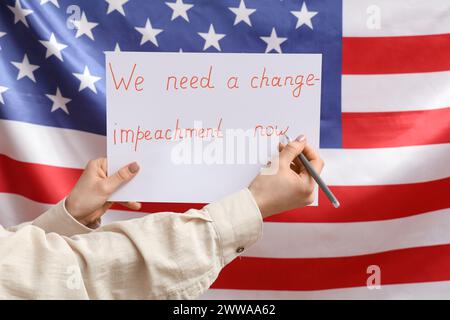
[65,158,141,228]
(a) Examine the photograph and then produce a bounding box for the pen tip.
[333,200,340,209]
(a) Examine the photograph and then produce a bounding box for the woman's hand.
[249,135,324,218]
[66,158,141,228]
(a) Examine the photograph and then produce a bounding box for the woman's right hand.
[248,135,324,218]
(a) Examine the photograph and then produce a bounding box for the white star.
[46,87,71,114]
[0,32,5,50]
[103,43,121,55]
[0,86,8,105]
[73,12,98,40]
[198,24,225,51]
[7,0,34,28]
[39,33,68,61]
[135,19,163,46]
[166,0,193,22]
[291,2,318,29]
[40,0,59,8]
[229,0,256,26]
[73,66,101,93]
[105,0,129,16]
[11,54,40,82]
[260,28,287,53]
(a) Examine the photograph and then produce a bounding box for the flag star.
[7,0,34,28]
[11,54,40,82]
[166,0,193,22]
[73,12,99,40]
[39,33,68,61]
[291,2,318,29]
[73,66,102,93]
[229,0,256,26]
[0,86,8,105]
[135,19,163,46]
[40,0,59,8]
[105,0,129,16]
[103,43,121,55]
[0,32,5,50]
[260,28,287,53]
[46,87,71,114]
[198,24,225,51]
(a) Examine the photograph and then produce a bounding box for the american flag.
[1,0,449,299]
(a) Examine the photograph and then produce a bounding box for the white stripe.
[322,144,450,185]
[343,0,450,37]
[200,281,450,299]
[1,120,450,186]
[101,209,146,224]
[0,193,50,227]
[244,209,450,258]
[0,119,105,169]
[343,71,450,112]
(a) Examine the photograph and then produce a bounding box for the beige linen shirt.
[0,189,263,299]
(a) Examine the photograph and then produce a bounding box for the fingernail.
[295,134,306,142]
[128,162,140,173]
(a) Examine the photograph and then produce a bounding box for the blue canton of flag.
[0,0,342,147]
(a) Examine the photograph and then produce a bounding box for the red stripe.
[266,178,450,223]
[1,154,449,223]
[343,33,450,74]
[0,154,80,203]
[342,108,450,148]
[212,244,450,291]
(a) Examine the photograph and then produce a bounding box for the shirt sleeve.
[6,199,96,236]
[0,188,262,299]
[31,198,95,236]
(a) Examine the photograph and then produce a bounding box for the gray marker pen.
[284,134,340,208]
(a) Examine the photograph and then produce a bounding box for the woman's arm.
[30,199,96,236]
[0,136,322,299]
[0,188,261,299]
[6,200,95,235]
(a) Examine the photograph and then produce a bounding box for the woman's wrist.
[248,184,270,219]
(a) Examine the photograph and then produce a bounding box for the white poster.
[106,52,322,203]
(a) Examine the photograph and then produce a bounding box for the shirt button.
[236,247,245,253]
